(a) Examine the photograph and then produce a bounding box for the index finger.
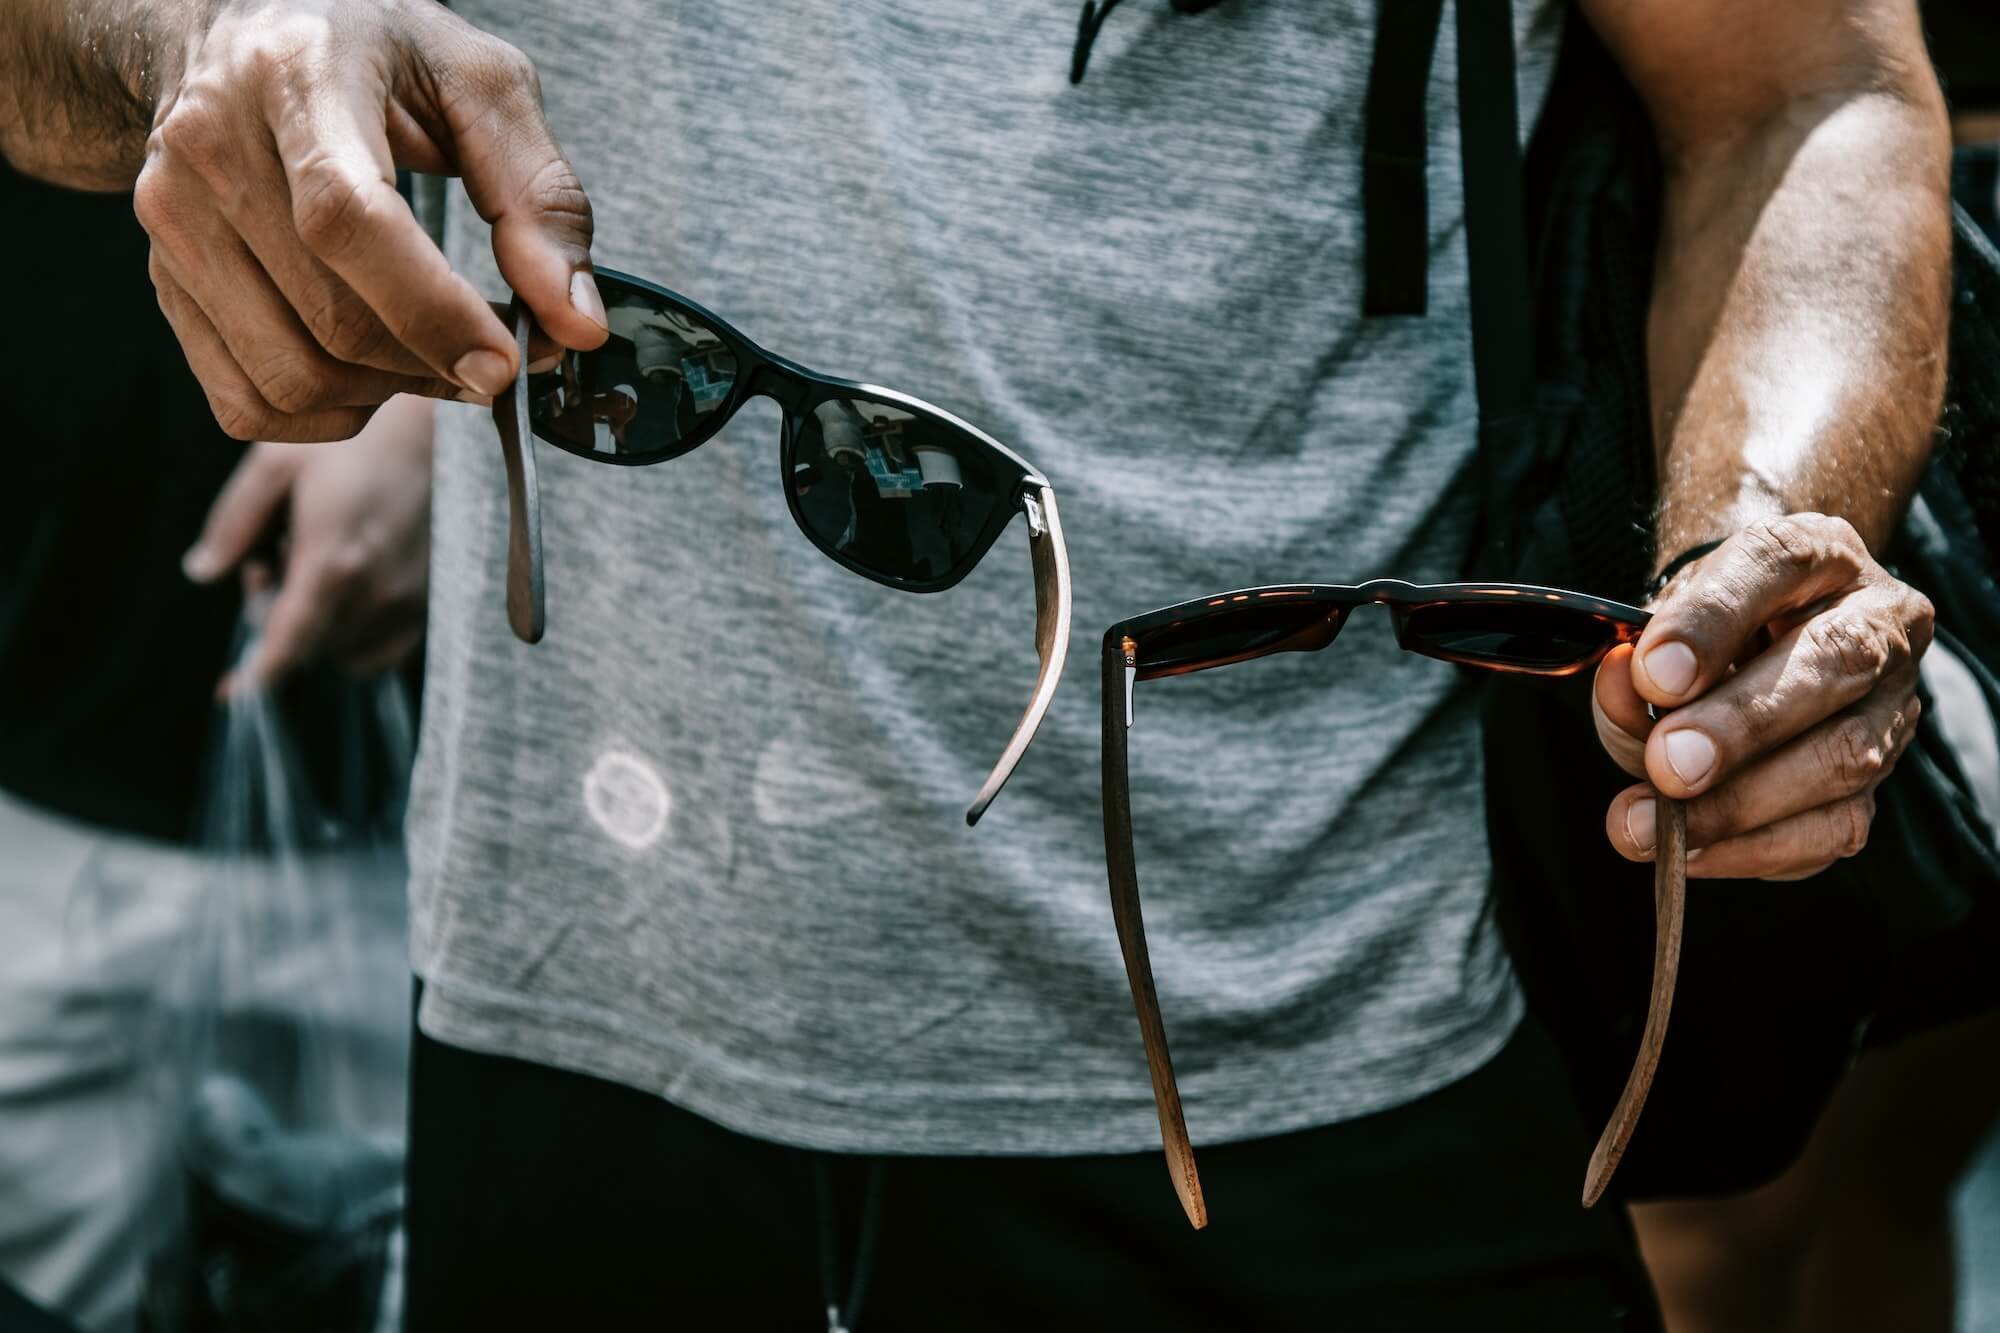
[1632,514,1872,708]
[272,75,520,397]
[186,444,295,583]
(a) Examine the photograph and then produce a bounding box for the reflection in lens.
[527,285,739,461]
[792,397,1010,586]
[1135,601,1339,677]
[1401,601,1614,671]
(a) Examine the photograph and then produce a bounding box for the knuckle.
[497,40,541,95]
[488,38,541,96]
[131,167,179,240]
[302,284,391,365]
[1737,513,1868,589]
[1808,613,1890,681]
[1907,590,1937,650]
[248,352,331,416]
[291,159,378,260]
[1886,695,1922,763]
[1834,795,1875,859]
[322,541,372,585]
[241,21,316,81]
[523,157,594,244]
[209,390,274,442]
[1822,715,1886,792]
[1814,512,1863,551]
[156,99,227,171]
[452,34,541,107]
[1745,515,1823,577]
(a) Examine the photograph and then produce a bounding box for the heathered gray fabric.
[408,0,1562,1154]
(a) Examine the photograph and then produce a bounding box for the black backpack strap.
[1361,0,1446,315]
[1362,0,1539,571]
[1454,0,1540,572]
[1453,0,1536,438]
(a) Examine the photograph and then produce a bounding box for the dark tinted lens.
[791,397,1014,585]
[1135,600,1340,676]
[526,285,739,460]
[1401,601,1619,672]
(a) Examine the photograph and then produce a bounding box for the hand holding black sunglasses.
[487,269,1072,823]
[1100,580,1684,1228]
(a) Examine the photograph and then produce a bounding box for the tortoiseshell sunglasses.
[1100,580,1687,1228]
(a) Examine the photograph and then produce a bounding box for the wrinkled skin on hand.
[1595,513,1933,881]
[133,0,607,442]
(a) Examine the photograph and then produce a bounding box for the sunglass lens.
[1400,601,1620,673]
[791,397,1013,587]
[1134,601,1340,677]
[527,284,740,461]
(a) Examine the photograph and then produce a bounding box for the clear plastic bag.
[113,615,415,1332]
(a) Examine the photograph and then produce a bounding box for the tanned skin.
[1581,0,1948,884]
[1575,4,1955,1329]
[1,0,607,442]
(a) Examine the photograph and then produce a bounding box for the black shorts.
[404,1009,1660,1332]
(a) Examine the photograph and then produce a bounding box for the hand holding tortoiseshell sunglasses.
[486,269,1072,823]
[1100,580,1685,1229]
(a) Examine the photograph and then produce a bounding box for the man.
[0,0,1951,1326]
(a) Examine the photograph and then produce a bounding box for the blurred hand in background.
[184,394,436,693]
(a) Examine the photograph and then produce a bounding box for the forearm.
[1647,83,1951,566]
[0,0,199,189]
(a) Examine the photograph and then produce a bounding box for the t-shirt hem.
[415,969,1526,1157]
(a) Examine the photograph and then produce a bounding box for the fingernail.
[1644,640,1698,696]
[1625,798,1656,854]
[453,348,514,398]
[182,546,220,582]
[570,270,608,331]
[526,351,561,375]
[454,387,495,406]
[1663,729,1717,787]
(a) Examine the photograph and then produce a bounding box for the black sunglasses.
[489,269,1072,823]
[1100,580,1687,1228]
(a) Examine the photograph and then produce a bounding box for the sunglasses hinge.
[1121,635,1139,727]
[1021,491,1047,538]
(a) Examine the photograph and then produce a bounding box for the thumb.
[186,444,297,584]
[443,43,609,352]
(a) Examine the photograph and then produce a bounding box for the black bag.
[1470,12,2000,1199]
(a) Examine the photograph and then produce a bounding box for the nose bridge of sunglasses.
[1358,578,1420,602]
[744,360,817,416]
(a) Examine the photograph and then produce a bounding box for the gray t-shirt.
[408,0,1561,1154]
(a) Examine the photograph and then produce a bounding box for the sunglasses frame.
[491,272,1072,823]
[524,269,1046,594]
[1100,579,1673,1229]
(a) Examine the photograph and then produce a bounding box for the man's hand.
[1595,513,1933,880]
[139,0,610,441]
[1576,0,1948,880]
[5,0,609,441]
[186,394,437,693]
